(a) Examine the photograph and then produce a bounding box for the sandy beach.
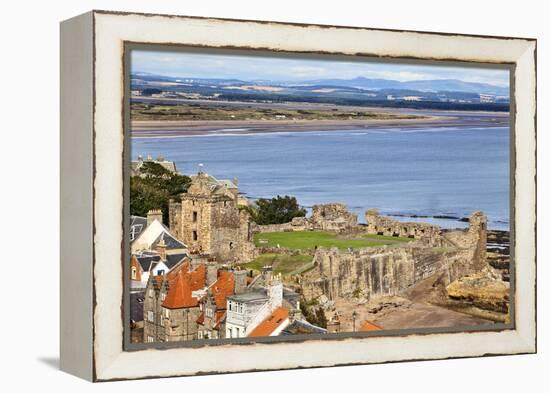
[131,111,509,137]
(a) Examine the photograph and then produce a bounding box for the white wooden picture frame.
[60,10,536,381]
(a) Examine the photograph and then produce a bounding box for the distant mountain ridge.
[298,77,508,95]
[132,72,508,96]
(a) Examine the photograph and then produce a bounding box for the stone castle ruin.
[169,171,255,262]
[300,210,489,303]
[166,171,492,314]
[365,208,442,245]
[253,203,359,234]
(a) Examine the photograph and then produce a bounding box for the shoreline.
[131,114,509,137]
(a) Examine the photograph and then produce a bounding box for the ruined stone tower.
[169,171,253,262]
[468,211,487,271]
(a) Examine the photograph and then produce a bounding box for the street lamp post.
[352,311,358,332]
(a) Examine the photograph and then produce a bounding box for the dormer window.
[131,266,137,280]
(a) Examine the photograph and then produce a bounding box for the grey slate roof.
[281,320,327,335]
[135,252,161,271]
[283,288,300,309]
[228,290,269,303]
[152,231,186,250]
[165,253,188,270]
[130,215,147,243]
[130,292,145,323]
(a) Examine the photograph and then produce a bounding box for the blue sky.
[131,50,509,87]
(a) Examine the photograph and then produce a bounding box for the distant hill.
[300,77,508,96]
[130,72,509,111]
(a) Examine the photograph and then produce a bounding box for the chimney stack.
[206,262,218,286]
[262,265,273,284]
[155,237,167,260]
[233,269,248,294]
[147,209,163,226]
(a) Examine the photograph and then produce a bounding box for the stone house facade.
[143,259,206,343]
[143,257,255,342]
[225,277,284,338]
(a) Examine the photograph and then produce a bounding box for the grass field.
[253,231,412,251]
[242,253,314,275]
[131,102,420,122]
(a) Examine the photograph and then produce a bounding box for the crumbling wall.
[253,203,358,234]
[365,208,443,245]
[311,203,358,233]
[236,209,257,263]
[301,245,478,302]
[254,216,312,233]
[301,212,488,303]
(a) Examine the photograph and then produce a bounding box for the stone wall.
[301,212,488,303]
[253,203,357,234]
[169,172,255,263]
[311,203,358,233]
[301,245,477,302]
[365,209,443,245]
[254,216,311,233]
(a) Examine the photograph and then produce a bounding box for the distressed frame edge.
[122,43,518,353]
[88,11,536,382]
[59,11,95,381]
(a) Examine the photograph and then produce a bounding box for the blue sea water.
[132,126,510,230]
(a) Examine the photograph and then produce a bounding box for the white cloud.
[131,49,509,88]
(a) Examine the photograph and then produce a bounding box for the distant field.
[242,253,314,276]
[253,231,411,251]
[131,102,421,122]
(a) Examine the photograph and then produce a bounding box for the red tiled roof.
[190,264,206,291]
[211,271,235,310]
[130,256,142,282]
[161,263,206,309]
[248,307,289,337]
[213,310,226,330]
[196,312,205,325]
[359,320,383,332]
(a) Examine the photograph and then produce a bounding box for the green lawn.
[242,253,313,275]
[253,231,411,251]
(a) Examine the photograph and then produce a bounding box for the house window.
[228,328,232,338]
[164,308,170,318]
[131,266,137,280]
[147,311,154,322]
[198,331,203,339]
[229,242,234,249]
[206,308,213,318]
[235,327,240,337]
[147,336,154,343]
[161,293,166,301]
[193,231,198,241]
[193,211,198,222]
[157,270,165,276]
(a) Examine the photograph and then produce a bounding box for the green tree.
[130,162,191,223]
[254,195,306,225]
